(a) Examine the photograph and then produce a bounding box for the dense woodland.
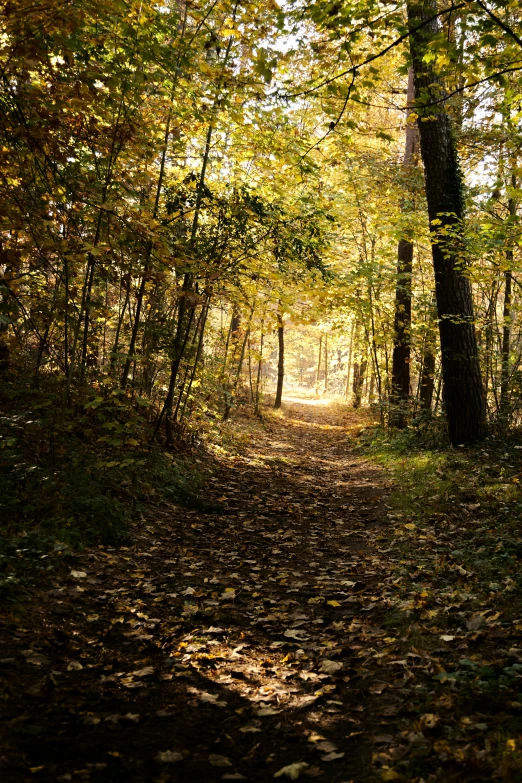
[4,3,522,781]
[1,0,521,447]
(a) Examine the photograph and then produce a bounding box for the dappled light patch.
[3,402,522,782]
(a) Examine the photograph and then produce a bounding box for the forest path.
[2,399,404,783]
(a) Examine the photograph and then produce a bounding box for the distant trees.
[1,0,522,442]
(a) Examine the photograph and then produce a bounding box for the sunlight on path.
[283,394,336,407]
[1,400,393,783]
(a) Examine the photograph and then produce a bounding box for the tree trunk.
[419,344,436,412]
[407,0,486,445]
[499,173,516,429]
[274,311,284,408]
[179,297,210,425]
[390,69,417,427]
[345,319,355,400]
[418,297,437,412]
[315,335,322,395]
[223,327,249,421]
[369,372,375,403]
[254,326,265,415]
[323,334,328,393]
[352,359,367,408]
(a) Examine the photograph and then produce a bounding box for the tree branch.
[472,0,522,50]
[284,3,466,99]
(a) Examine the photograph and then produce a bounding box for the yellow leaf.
[380,769,401,781]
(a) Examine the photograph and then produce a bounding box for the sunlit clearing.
[284,395,337,407]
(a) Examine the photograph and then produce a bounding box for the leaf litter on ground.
[3,400,522,781]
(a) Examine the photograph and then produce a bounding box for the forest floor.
[2,397,522,783]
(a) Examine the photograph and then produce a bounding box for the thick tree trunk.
[274,312,284,409]
[407,0,486,445]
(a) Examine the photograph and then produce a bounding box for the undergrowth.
[360,415,522,590]
[0,374,211,596]
[357,415,522,779]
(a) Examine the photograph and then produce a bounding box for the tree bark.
[407,0,486,445]
[419,344,436,412]
[390,69,417,427]
[418,297,437,412]
[352,359,367,408]
[315,335,322,394]
[499,172,517,429]
[274,311,284,408]
[345,319,355,400]
[323,334,328,393]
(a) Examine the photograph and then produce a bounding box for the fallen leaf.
[319,659,343,675]
[155,750,183,763]
[22,650,50,666]
[321,751,344,761]
[380,769,401,781]
[295,694,319,708]
[284,629,310,641]
[199,692,227,707]
[315,741,337,753]
[466,615,485,631]
[70,570,87,578]
[420,713,439,731]
[274,761,309,779]
[122,713,140,723]
[255,706,280,716]
[369,683,389,695]
[307,733,327,743]
[209,754,232,767]
[132,666,155,677]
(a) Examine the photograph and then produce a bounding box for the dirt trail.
[1,399,400,783]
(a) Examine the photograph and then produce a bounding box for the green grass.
[354,417,522,781]
[358,418,522,590]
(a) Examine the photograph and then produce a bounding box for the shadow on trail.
[2,399,394,782]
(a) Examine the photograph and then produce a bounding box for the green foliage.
[0,378,206,560]
[362,421,522,595]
